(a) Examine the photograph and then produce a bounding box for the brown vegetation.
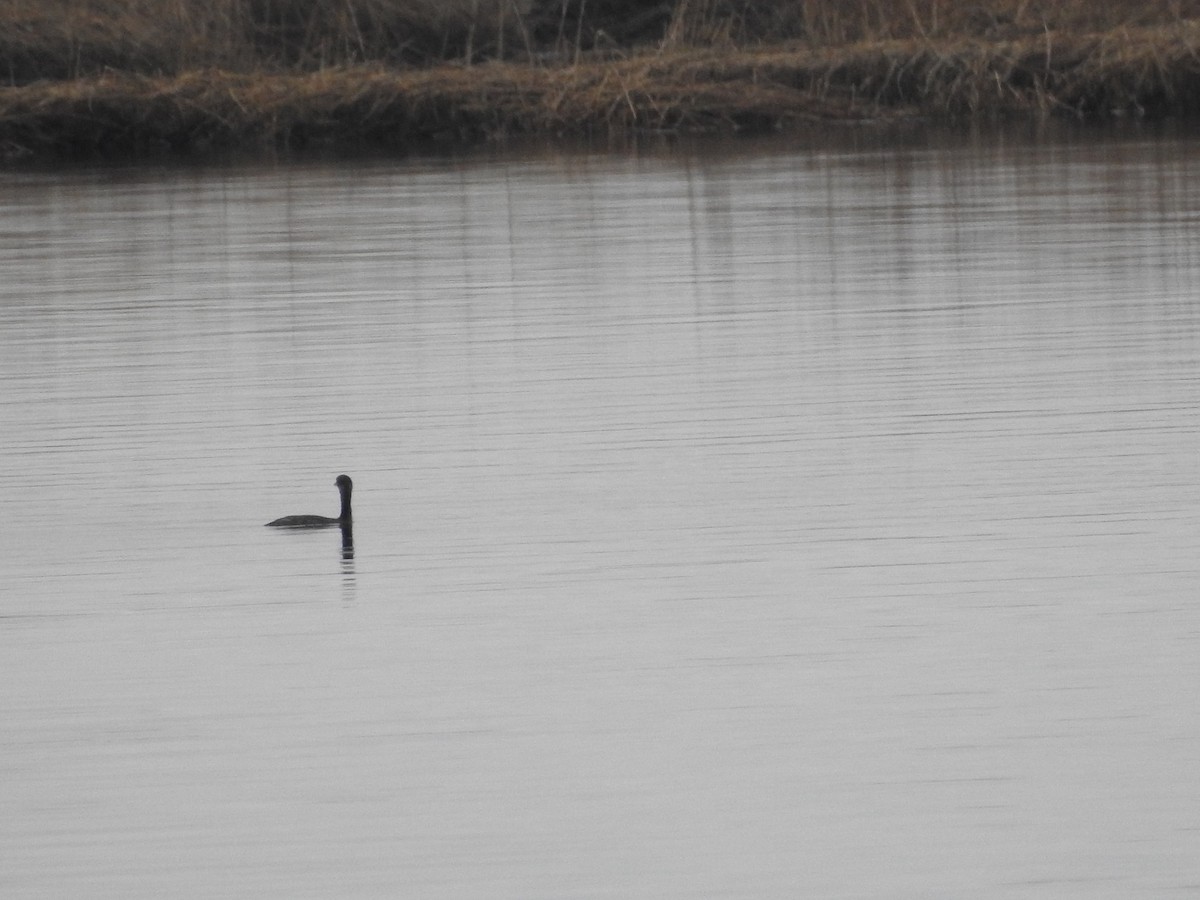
[2,0,1200,158]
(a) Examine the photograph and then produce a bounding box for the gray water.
[2,127,1199,899]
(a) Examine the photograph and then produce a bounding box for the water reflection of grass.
[2,0,1199,158]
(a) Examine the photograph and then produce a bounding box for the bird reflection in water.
[340,521,355,603]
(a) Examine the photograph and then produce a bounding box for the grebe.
[266,475,352,527]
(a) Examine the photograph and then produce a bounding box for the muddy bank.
[3,21,1200,159]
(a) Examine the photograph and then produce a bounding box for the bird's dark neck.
[338,487,353,521]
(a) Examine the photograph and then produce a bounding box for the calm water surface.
[2,127,1200,898]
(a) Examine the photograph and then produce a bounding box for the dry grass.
[4,0,1200,81]
[0,0,523,80]
[2,1,1200,157]
[5,20,1200,157]
[663,0,1200,46]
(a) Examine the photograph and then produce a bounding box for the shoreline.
[4,22,1200,161]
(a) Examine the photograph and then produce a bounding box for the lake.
[2,124,1199,898]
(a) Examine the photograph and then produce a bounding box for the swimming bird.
[266,475,352,527]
